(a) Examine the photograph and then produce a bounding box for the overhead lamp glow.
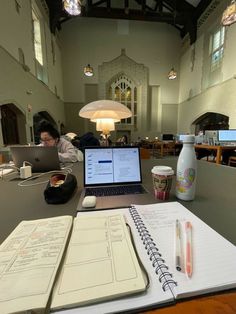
[222,0,236,26]
[63,0,81,16]
[96,119,115,135]
[168,68,177,80]
[84,64,94,77]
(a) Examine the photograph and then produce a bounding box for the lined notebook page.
[56,209,174,314]
[135,202,236,299]
[0,216,73,314]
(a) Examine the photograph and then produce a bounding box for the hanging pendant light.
[63,0,81,16]
[222,0,236,26]
[168,68,177,80]
[84,64,94,77]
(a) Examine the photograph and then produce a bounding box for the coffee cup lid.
[151,166,174,175]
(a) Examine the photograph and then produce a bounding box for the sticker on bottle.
[176,168,196,193]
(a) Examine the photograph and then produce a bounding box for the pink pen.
[185,221,193,278]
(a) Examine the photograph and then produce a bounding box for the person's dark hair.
[79,132,100,151]
[38,121,60,139]
[122,135,128,144]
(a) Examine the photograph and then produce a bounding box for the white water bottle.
[176,135,197,201]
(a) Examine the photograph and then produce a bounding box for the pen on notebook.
[185,221,193,278]
[175,219,182,271]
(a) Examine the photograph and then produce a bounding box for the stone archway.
[192,112,229,134]
[0,103,26,145]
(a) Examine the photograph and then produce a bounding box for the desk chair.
[228,156,236,167]
[163,141,176,156]
[152,141,163,158]
[140,148,150,159]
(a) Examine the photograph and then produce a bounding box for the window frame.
[108,75,137,128]
[31,1,48,85]
[209,26,225,72]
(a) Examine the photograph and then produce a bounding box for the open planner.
[0,214,147,314]
[1,202,236,313]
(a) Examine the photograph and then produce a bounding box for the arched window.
[108,75,137,128]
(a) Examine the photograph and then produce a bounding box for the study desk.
[147,141,181,158]
[0,159,236,314]
[195,144,236,164]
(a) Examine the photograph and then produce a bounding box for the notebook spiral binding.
[129,206,177,292]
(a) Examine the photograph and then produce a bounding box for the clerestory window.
[32,3,48,84]
[209,26,225,72]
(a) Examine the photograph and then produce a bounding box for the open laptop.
[10,146,61,172]
[77,146,154,211]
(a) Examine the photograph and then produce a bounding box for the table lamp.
[79,100,132,145]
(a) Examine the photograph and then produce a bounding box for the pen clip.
[175,219,182,272]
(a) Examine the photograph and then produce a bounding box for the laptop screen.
[10,146,61,172]
[84,146,142,186]
[218,130,236,142]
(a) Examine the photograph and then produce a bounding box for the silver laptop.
[10,146,61,172]
[77,146,154,211]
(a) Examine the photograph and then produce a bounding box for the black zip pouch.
[44,173,77,204]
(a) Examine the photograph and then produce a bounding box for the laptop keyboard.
[85,184,147,197]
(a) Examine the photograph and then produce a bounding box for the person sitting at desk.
[38,122,78,163]
[77,132,100,151]
[116,135,128,146]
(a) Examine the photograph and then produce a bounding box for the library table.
[0,158,236,313]
[195,144,236,164]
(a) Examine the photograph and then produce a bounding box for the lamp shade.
[79,100,132,122]
[168,68,177,80]
[222,1,236,26]
[63,0,81,16]
[84,64,94,77]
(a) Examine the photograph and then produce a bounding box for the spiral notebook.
[2,203,236,314]
[57,202,236,314]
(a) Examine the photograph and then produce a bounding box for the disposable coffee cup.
[151,166,174,200]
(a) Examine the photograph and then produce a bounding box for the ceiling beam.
[81,6,185,24]
[194,0,215,19]
[46,0,215,44]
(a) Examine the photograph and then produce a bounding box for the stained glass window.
[109,75,137,128]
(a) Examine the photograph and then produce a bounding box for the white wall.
[0,0,35,76]
[61,18,180,104]
[0,0,65,145]
[178,0,236,133]
[60,18,181,138]
[0,47,65,141]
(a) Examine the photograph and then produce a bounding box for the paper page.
[51,213,148,311]
[52,209,174,314]
[0,169,14,177]
[0,215,73,314]
[134,202,236,299]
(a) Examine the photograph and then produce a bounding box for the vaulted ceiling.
[45,0,215,44]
